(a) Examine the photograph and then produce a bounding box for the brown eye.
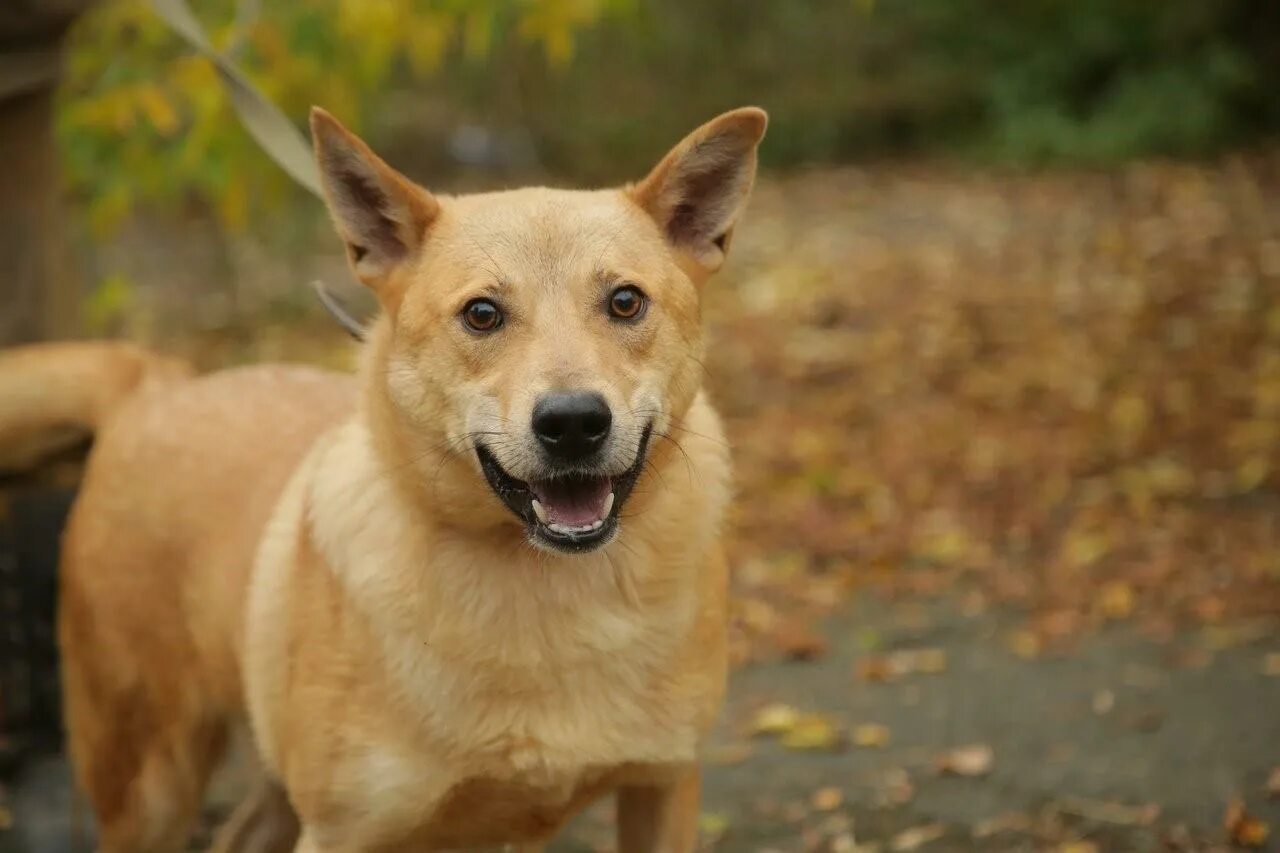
[608,285,647,320]
[462,299,502,333]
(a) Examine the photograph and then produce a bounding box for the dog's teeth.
[602,492,615,518]
[531,499,548,524]
[590,519,603,530]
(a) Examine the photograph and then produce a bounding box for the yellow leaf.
[781,715,844,751]
[1236,457,1271,492]
[751,703,799,736]
[136,83,179,136]
[1007,629,1041,660]
[1098,581,1134,620]
[937,743,994,776]
[811,787,843,811]
[853,723,891,747]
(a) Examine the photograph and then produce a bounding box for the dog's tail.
[0,341,194,474]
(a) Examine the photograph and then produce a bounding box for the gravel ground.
[4,588,1276,853]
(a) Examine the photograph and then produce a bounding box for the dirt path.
[700,592,1278,851]
[5,583,1276,852]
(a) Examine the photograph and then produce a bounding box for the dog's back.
[56,362,352,850]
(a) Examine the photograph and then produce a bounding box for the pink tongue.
[531,476,612,526]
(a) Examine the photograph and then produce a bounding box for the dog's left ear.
[630,107,768,277]
[310,107,440,302]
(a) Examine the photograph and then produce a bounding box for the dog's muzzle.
[475,425,653,553]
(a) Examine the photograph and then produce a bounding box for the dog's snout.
[532,392,612,461]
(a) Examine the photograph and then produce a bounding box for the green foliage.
[907,0,1275,163]
[58,0,629,233]
[56,0,1280,236]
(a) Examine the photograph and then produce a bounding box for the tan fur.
[31,107,765,852]
[0,341,192,472]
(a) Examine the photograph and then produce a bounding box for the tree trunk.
[0,0,97,346]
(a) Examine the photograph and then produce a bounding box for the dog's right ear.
[629,107,767,280]
[310,108,439,300]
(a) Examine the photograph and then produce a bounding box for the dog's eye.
[608,285,647,321]
[462,299,503,333]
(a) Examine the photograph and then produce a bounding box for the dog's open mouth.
[475,426,652,553]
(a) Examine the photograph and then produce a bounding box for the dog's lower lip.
[475,425,652,552]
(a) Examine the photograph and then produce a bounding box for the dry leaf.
[853,723,891,748]
[1092,689,1115,715]
[1262,653,1280,677]
[1267,767,1280,799]
[774,621,829,661]
[781,714,845,751]
[891,823,946,850]
[1225,798,1270,847]
[705,742,754,766]
[752,703,800,736]
[856,649,948,681]
[810,787,844,811]
[937,743,994,777]
[829,831,860,852]
[1057,796,1159,826]
[1098,581,1135,619]
[910,648,948,674]
[698,812,731,845]
[1007,630,1041,660]
[856,655,895,682]
[1057,843,1100,853]
[971,812,1032,838]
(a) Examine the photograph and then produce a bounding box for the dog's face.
[311,108,765,553]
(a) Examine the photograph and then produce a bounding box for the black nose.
[532,392,612,461]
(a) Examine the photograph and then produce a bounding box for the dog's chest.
[330,670,699,848]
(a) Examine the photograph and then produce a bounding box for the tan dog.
[45,105,766,852]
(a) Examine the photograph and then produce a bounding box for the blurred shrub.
[57,0,1279,232]
[463,0,1279,175]
[57,0,630,234]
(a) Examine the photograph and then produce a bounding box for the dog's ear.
[310,107,439,298]
[630,107,767,276]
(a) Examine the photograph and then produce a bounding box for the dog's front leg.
[616,766,701,853]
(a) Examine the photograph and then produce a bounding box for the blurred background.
[2,0,1280,850]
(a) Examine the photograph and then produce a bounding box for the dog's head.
[311,107,765,553]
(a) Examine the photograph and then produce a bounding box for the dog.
[25,105,766,852]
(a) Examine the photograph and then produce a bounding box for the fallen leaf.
[856,655,894,682]
[937,743,994,777]
[1267,767,1280,798]
[752,703,800,736]
[853,723,891,747]
[1056,796,1160,826]
[1007,630,1041,660]
[1098,581,1135,619]
[856,648,948,681]
[705,742,754,766]
[781,714,845,751]
[829,831,859,852]
[1092,689,1115,715]
[875,768,915,806]
[910,648,949,674]
[1262,652,1280,677]
[1225,797,1270,847]
[774,621,829,661]
[891,823,946,850]
[810,786,844,811]
[699,812,731,845]
[971,812,1032,838]
[1057,843,1099,853]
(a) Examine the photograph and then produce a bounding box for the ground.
[4,589,1278,851]
[4,157,1280,851]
